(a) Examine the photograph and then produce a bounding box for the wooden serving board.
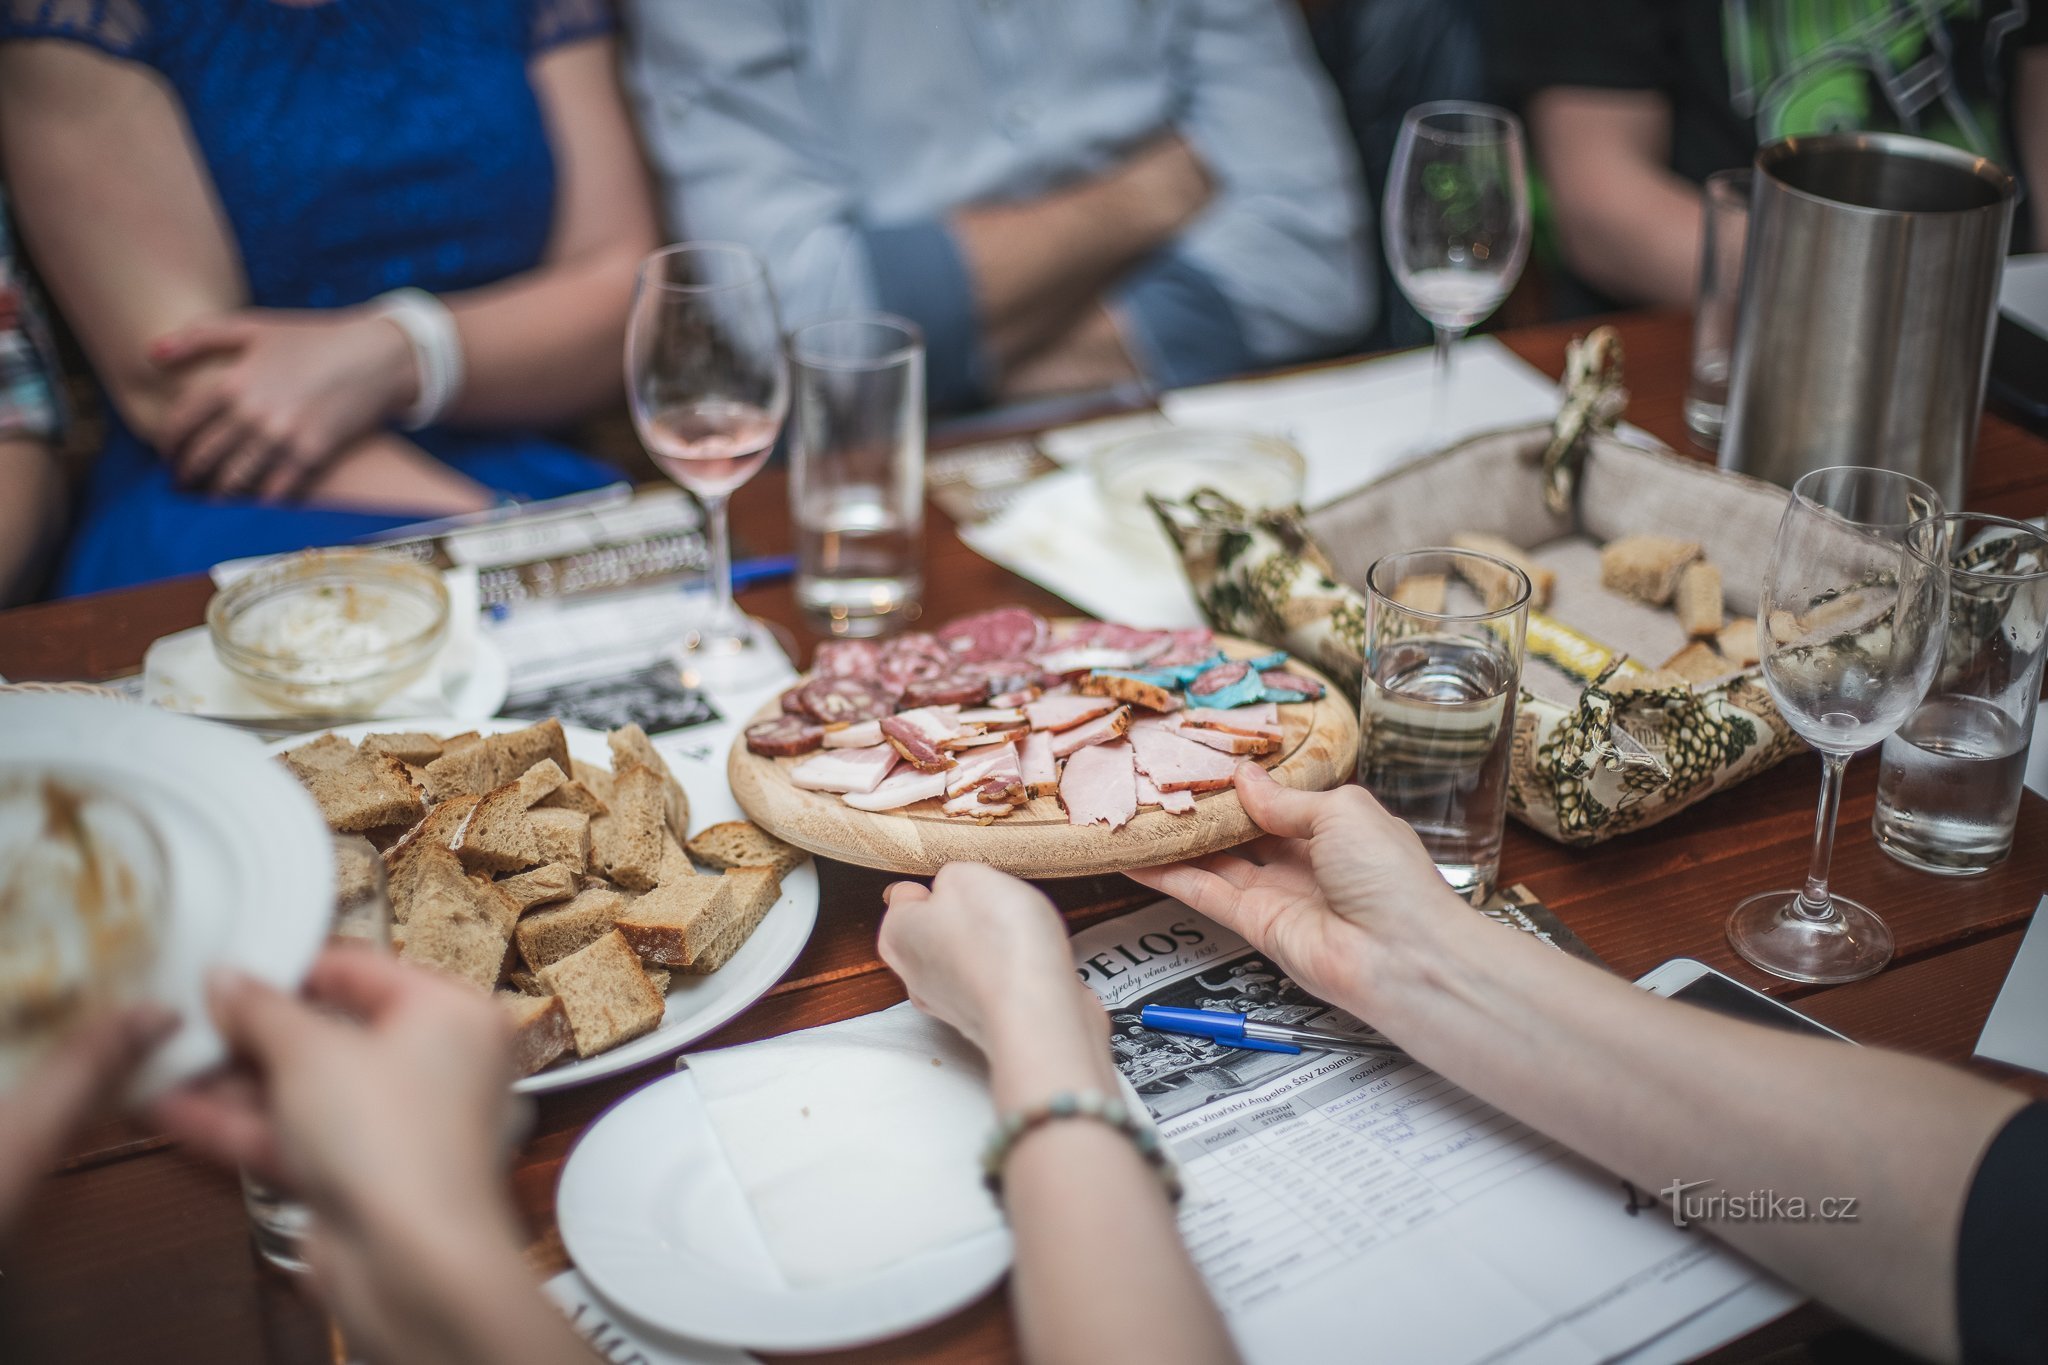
[728,635,1359,878]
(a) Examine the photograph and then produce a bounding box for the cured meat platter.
[727,609,1359,878]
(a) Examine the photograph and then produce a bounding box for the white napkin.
[142,565,491,720]
[684,1002,1002,1289]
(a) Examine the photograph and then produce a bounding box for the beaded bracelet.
[981,1090,1184,1204]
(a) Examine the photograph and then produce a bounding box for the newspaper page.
[1072,900,1785,1365]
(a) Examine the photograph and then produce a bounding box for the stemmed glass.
[1728,467,1950,984]
[627,242,791,691]
[1383,102,1531,410]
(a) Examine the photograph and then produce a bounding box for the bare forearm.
[299,433,493,517]
[0,437,65,604]
[440,244,644,428]
[1362,906,2025,1362]
[1552,174,1702,308]
[995,305,1141,403]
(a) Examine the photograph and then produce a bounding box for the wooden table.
[4,310,2044,1364]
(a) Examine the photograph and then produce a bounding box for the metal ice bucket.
[1721,132,2015,510]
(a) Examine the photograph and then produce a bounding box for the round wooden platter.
[727,634,1359,879]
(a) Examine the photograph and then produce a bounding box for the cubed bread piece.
[506,969,545,996]
[535,930,665,1057]
[332,835,385,922]
[1675,561,1724,638]
[453,787,539,875]
[656,832,695,884]
[398,855,519,991]
[607,725,688,837]
[1600,535,1702,606]
[1389,573,1447,613]
[1662,639,1732,685]
[486,721,572,789]
[691,868,782,973]
[536,778,609,817]
[570,758,616,809]
[684,821,809,878]
[284,741,426,833]
[420,740,499,803]
[516,886,629,972]
[360,732,446,765]
[1717,617,1761,668]
[1448,532,1555,609]
[498,992,575,1077]
[529,808,591,874]
[508,758,569,808]
[613,876,732,967]
[590,765,665,892]
[495,863,578,913]
[644,967,671,995]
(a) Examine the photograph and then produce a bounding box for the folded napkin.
[142,565,491,720]
[684,1002,1002,1289]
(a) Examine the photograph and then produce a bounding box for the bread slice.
[692,867,781,973]
[420,721,573,803]
[1717,617,1761,668]
[488,720,572,785]
[535,930,666,1057]
[360,732,446,765]
[495,862,578,913]
[590,765,665,892]
[570,758,617,809]
[1601,535,1702,606]
[685,821,808,878]
[420,740,499,804]
[284,740,426,833]
[453,790,539,874]
[516,886,629,972]
[644,967,671,995]
[1449,532,1556,610]
[608,725,687,837]
[613,876,732,967]
[529,808,591,875]
[656,831,695,884]
[498,992,574,1077]
[536,778,609,817]
[398,854,519,991]
[1675,561,1724,638]
[1663,639,1731,685]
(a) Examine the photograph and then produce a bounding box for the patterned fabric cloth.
[0,0,626,595]
[0,194,61,442]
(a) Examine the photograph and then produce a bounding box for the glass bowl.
[206,550,449,714]
[1091,428,1307,536]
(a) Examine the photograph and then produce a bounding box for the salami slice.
[745,716,825,758]
[780,688,810,716]
[813,640,882,681]
[936,607,1051,663]
[1260,669,1323,700]
[901,671,991,708]
[877,632,951,693]
[966,658,1040,696]
[796,676,897,725]
[1189,660,1252,697]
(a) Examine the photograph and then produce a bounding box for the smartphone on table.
[1635,958,1852,1043]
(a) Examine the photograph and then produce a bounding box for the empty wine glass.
[627,242,791,691]
[1383,102,1531,411]
[1727,467,1950,984]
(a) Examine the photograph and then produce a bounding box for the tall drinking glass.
[1383,102,1532,408]
[627,243,790,690]
[1874,514,2048,874]
[789,315,926,638]
[1728,467,1949,984]
[1359,548,1532,902]
[1684,169,1751,449]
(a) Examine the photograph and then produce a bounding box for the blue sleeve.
[861,219,988,412]
[529,0,613,54]
[0,0,155,62]
[1114,249,1254,390]
[1957,1102,2048,1363]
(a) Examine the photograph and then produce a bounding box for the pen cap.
[1140,1005,1246,1039]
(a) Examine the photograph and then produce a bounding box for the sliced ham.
[1183,703,1281,739]
[1129,725,1241,793]
[1049,707,1131,759]
[890,706,964,742]
[946,746,1023,799]
[1034,644,1171,675]
[1059,740,1138,830]
[1171,723,1279,757]
[841,767,950,812]
[1150,627,1217,668]
[882,709,961,772]
[1136,768,1197,814]
[822,719,885,749]
[943,729,1025,751]
[1019,731,1058,797]
[1024,695,1117,733]
[954,707,1027,730]
[789,743,899,795]
[988,687,1041,709]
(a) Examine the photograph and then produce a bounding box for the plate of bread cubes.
[271,716,819,1093]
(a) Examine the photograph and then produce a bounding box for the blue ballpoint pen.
[1139,1005,1408,1059]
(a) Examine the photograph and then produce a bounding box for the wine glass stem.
[701,490,738,631]
[1430,324,1465,431]
[1796,751,1851,920]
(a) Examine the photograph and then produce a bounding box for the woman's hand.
[1128,764,1463,1013]
[149,308,420,500]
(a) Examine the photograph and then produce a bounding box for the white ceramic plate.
[558,1070,1013,1352]
[273,718,820,1094]
[0,694,333,1099]
[141,628,510,725]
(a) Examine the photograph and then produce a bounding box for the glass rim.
[634,241,772,296]
[788,312,925,371]
[1399,100,1525,146]
[1366,547,1534,623]
[1789,464,1944,531]
[1908,510,2048,584]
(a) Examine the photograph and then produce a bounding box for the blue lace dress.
[0,0,627,595]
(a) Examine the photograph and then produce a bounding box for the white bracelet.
[371,287,464,430]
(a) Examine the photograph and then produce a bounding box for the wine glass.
[1727,467,1950,984]
[627,242,791,691]
[1383,102,1531,412]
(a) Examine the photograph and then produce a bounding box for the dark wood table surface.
[4,309,2045,1364]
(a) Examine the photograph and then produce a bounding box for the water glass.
[789,315,926,638]
[243,833,392,1273]
[1358,548,1532,902]
[1684,169,1750,449]
[1874,513,2048,874]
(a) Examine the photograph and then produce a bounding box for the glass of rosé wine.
[626,242,791,690]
